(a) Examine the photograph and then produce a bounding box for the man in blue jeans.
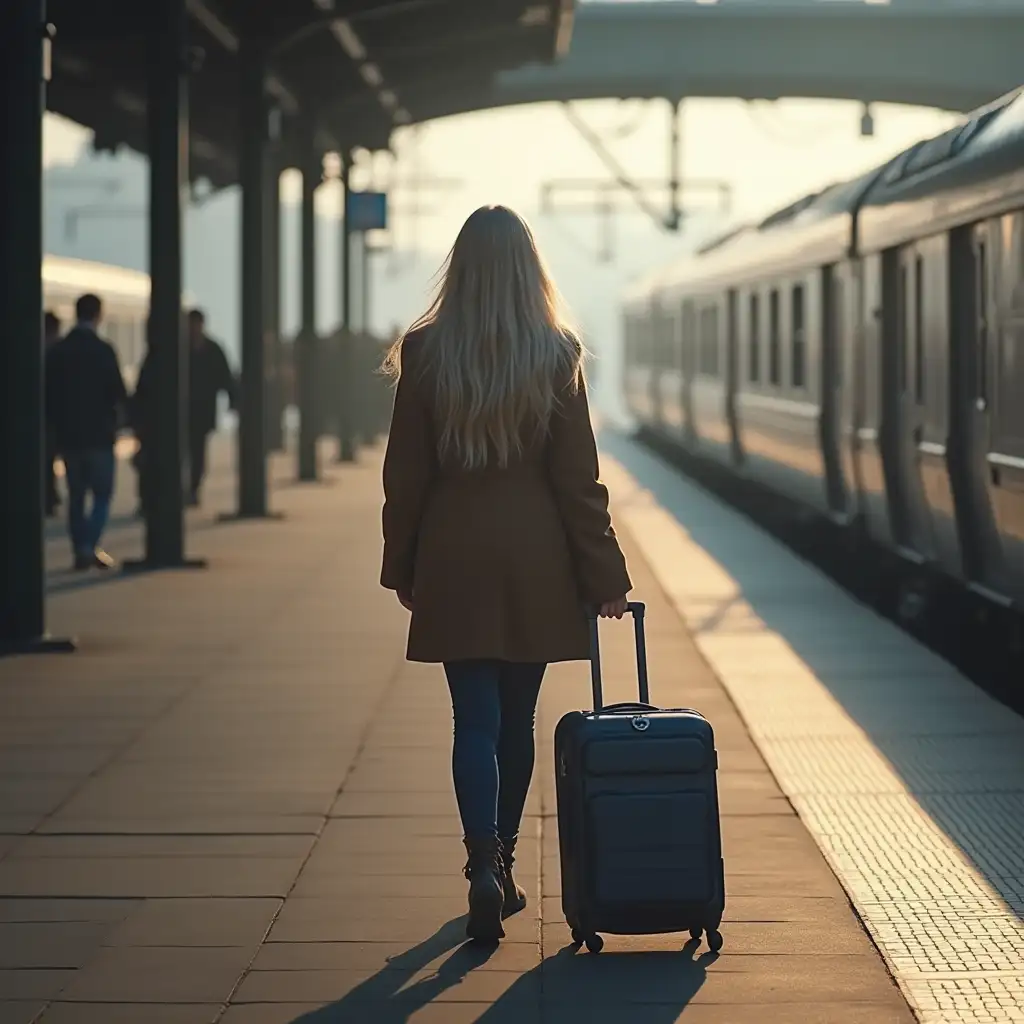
[45,293,128,571]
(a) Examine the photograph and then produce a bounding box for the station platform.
[2,431,1021,1024]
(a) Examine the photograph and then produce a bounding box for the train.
[43,254,153,389]
[622,86,1024,617]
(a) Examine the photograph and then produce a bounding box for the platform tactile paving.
[605,446,1024,1024]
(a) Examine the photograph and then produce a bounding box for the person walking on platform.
[45,293,128,571]
[43,311,63,517]
[186,309,236,507]
[380,205,632,943]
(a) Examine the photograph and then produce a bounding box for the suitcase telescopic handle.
[586,601,649,711]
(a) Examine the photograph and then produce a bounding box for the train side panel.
[734,273,829,513]
[984,211,1024,603]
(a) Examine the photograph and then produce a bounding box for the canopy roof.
[47,0,575,188]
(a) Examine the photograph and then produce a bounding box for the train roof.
[859,85,1024,251]
[42,254,197,308]
[621,250,698,307]
[639,164,882,300]
[43,255,151,302]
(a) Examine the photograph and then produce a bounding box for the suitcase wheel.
[707,928,724,953]
[570,927,584,946]
[689,927,702,941]
[585,934,604,954]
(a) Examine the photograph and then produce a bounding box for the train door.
[650,300,665,428]
[857,255,888,540]
[879,246,933,559]
[986,215,1024,603]
[726,288,742,464]
[681,299,697,445]
[820,263,849,518]
[901,245,937,557]
[947,224,1007,596]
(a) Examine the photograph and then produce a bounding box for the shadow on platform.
[290,914,713,1023]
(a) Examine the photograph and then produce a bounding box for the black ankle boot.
[499,835,527,916]
[463,836,505,941]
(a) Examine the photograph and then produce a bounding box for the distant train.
[623,86,1024,614]
[43,255,152,389]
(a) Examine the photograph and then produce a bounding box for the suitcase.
[554,601,726,954]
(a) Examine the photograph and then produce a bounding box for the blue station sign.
[346,191,388,232]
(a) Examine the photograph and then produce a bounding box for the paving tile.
[327,792,459,818]
[36,1005,221,1024]
[0,899,138,924]
[219,1009,326,1024]
[219,1004,528,1024]
[540,920,873,956]
[289,869,485,899]
[0,968,75,1000]
[0,921,111,968]
[234,967,541,1004]
[9,835,314,860]
[0,857,303,898]
[252,938,541,973]
[537,1006,911,1024]
[103,897,282,946]
[539,950,906,1006]
[56,945,255,1002]
[0,1002,46,1024]
[34,816,325,836]
[269,898,539,944]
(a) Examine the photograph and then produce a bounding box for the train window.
[681,301,696,376]
[903,128,960,178]
[1010,213,1024,314]
[791,285,806,389]
[768,289,781,385]
[748,293,761,383]
[881,145,919,186]
[914,256,925,405]
[699,305,719,377]
[997,328,1024,448]
[976,240,989,405]
[829,277,842,386]
[898,264,908,394]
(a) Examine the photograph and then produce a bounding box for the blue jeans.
[63,448,116,557]
[444,660,546,842]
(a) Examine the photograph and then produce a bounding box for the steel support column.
[134,0,201,570]
[235,37,268,516]
[361,231,371,336]
[264,160,283,454]
[0,3,73,654]
[297,142,320,482]
[335,157,355,463]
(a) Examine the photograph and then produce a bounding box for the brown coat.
[380,333,632,664]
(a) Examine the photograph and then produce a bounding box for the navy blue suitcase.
[554,601,726,953]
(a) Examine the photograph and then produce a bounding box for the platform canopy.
[45,0,576,188]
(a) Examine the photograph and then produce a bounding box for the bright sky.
[44,96,958,261]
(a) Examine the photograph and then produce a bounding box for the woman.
[380,205,632,942]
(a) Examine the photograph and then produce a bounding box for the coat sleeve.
[546,373,632,605]
[380,357,436,594]
[107,342,128,409]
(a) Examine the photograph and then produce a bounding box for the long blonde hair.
[383,205,583,469]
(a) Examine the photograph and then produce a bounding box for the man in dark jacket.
[186,309,236,506]
[45,293,128,570]
[43,311,63,517]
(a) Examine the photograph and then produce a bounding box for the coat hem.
[405,652,590,665]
